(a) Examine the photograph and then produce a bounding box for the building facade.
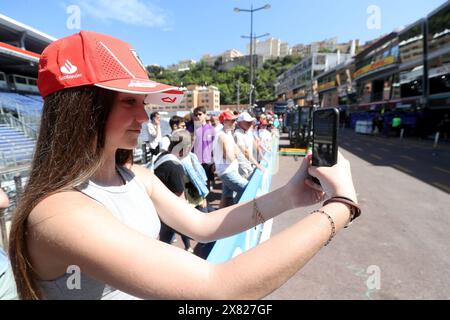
[315,59,357,108]
[275,52,352,107]
[181,85,220,111]
[201,49,243,67]
[167,59,196,72]
[247,37,291,61]
[219,54,264,71]
[146,85,220,112]
[353,32,400,109]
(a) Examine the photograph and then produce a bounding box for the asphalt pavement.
[264,130,450,300]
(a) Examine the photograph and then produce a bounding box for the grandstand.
[0,14,56,248]
[0,13,54,170]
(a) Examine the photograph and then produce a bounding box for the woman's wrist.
[330,188,357,204]
[284,183,299,210]
[321,202,352,230]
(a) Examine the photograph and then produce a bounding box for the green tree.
[145,54,303,104]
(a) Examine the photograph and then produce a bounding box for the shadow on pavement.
[337,128,450,194]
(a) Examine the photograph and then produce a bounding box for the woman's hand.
[307,151,358,203]
[285,154,325,208]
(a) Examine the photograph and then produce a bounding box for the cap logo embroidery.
[60,59,78,74]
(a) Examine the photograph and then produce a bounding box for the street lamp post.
[234,4,270,108]
[236,81,240,110]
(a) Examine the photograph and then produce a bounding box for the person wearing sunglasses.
[192,107,215,191]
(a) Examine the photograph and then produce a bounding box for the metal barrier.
[0,114,37,169]
[207,138,279,263]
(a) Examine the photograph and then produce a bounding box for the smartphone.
[312,107,339,167]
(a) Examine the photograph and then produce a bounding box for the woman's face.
[105,92,149,150]
[223,119,236,131]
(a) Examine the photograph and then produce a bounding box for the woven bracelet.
[252,199,265,230]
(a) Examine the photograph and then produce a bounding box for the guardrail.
[207,137,279,263]
[0,113,38,140]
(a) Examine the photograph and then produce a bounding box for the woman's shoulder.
[128,164,155,195]
[26,190,115,279]
[27,190,103,228]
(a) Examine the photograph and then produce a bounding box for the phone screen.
[312,108,339,167]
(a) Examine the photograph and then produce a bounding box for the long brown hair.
[8,86,133,299]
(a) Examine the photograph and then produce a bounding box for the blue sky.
[0,0,447,67]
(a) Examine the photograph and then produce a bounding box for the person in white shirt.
[234,112,265,179]
[257,119,273,155]
[213,111,249,207]
[159,116,186,152]
[211,115,223,133]
[147,112,162,158]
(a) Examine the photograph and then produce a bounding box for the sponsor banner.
[318,81,337,92]
[354,56,396,79]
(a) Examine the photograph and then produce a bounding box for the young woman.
[9,31,360,300]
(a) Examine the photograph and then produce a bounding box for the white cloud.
[75,0,169,28]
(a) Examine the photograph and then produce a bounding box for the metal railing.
[0,113,38,140]
[0,114,37,168]
[0,99,41,132]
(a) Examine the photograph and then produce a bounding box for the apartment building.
[180,85,220,111]
[167,59,196,72]
[247,37,291,61]
[275,52,352,106]
[201,49,243,66]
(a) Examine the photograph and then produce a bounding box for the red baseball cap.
[219,110,237,123]
[37,30,184,105]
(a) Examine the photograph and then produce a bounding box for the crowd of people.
[139,107,281,256]
[143,108,280,209]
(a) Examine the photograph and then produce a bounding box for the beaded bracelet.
[311,209,336,246]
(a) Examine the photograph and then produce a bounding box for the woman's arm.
[27,190,351,300]
[132,153,324,243]
[132,164,293,243]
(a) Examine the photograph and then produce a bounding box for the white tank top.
[38,165,161,300]
[213,130,239,176]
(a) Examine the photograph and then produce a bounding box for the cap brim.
[94,78,184,106]
[237,117,255,122]
[220,115,237,123]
